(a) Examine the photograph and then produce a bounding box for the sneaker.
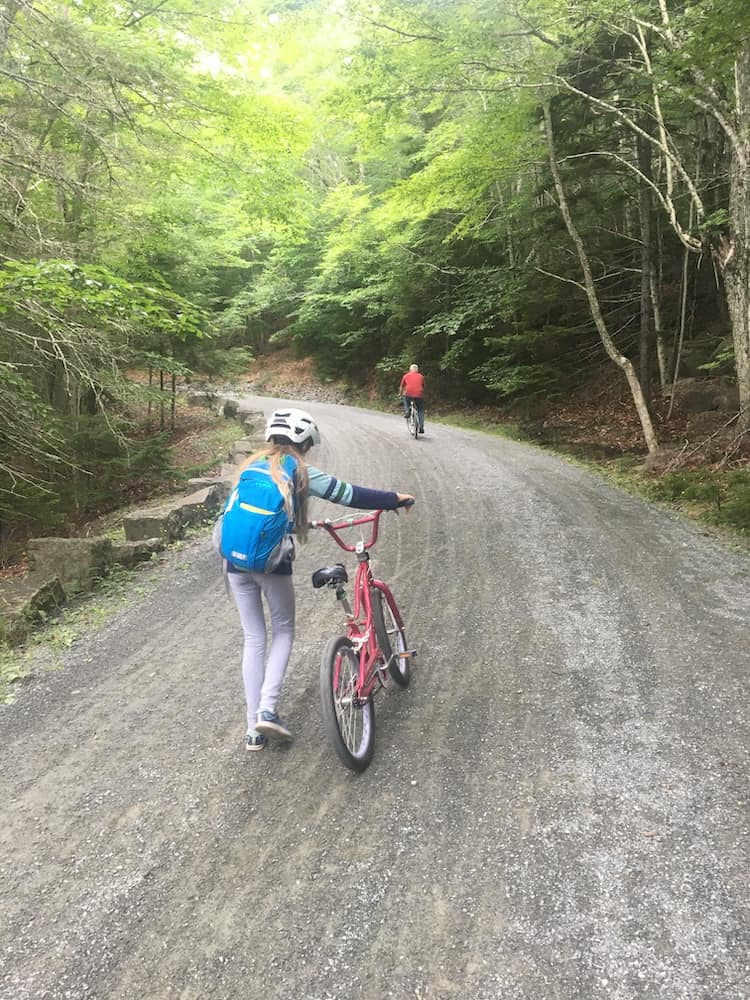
[419,428,425,434]
[245,731,267,752]
[256,710,292,740]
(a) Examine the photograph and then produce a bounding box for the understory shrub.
[58,419,173,516]
[643,469,750,536]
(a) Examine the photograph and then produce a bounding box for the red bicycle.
[310,508,416,772]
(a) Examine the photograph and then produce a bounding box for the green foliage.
[0,476,65,538]
[0,0,318,535]
[699,344,735,373]
[176,422,242,479]
[0,260,205,343]
[0,362,69,486]
[194,346,256,380]
[720,479,750,535]
[57,420,174,517]
[0,259,205,521]
[642,469,750,536]
[1,0,748,542]
[0,645,30,703]
[470,359,561,398]
[645,472,722,505]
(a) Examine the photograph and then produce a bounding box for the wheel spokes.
[332,648,369,756]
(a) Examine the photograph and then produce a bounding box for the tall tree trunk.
[667,245,694,421]
[543,102,659,454]
[650,214,669,392]
[701,113,731,331]
[721,44,750,432]
[637,131,654,403]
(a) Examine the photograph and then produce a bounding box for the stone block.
[122,507,183,543]
[26,537,113,587]
[0,573,66,645]
[669,376,739,413]
[110,538,165,569]
[228,437,258,464]
[186,390,216,408]
[122,485,224,542]
[237,405,265,433]
[175,485,225,529]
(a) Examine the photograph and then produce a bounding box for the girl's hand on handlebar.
[396,493,415,511]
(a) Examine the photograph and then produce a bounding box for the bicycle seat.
[312,564,348,588]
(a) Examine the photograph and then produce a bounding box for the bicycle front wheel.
[320,635,375,772]
[371,588,410,688]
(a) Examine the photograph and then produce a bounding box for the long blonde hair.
[235,443,310,541]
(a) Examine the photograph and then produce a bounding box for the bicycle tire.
[371,587,411,688]
[320,635,376,772]
[409,406,419,439]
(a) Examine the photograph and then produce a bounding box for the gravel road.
[1,397,749,1000]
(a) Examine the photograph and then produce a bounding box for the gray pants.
[227,570,295,732]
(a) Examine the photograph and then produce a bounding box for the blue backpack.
[219,455,297,572]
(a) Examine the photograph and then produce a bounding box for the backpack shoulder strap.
[241,455,296,482]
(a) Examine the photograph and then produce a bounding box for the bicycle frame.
[310,510,405,701]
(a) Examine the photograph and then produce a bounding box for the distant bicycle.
[310,507,416,772]
[406,399,420,439]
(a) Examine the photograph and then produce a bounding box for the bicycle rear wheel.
[371,587,410,688]
[320,635,375,772]
[408,405,419,439]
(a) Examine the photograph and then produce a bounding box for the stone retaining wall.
[0,412,262,647]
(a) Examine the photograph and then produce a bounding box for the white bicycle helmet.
[265,408,321,449]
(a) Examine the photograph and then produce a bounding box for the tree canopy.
[2,0,749,538]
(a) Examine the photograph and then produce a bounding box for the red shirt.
[400,371,425,398]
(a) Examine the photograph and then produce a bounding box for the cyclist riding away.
[399,363,425,434]
[222,408,415,752]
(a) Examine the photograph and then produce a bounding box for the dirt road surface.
[2,397,749,1000]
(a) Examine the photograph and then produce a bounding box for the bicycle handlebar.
[309,505,411,551]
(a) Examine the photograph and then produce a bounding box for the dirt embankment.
[222,353,350,407]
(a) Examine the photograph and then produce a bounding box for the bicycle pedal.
[398,649,417,659]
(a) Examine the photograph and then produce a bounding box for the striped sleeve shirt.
[306,465,401,511]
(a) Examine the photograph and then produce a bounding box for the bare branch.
[534,266,585,291]
[553,74,706,240]
[393,244,458,273]
[355,16,444,44]
[122,0,171,29]
[543,100,659,452]
[560,148,701,253]
[633,6,745,167]
[509,2,561,49]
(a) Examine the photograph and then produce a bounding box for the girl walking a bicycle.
[224,408,414,751]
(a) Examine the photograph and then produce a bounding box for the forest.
[2,0,750,559]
